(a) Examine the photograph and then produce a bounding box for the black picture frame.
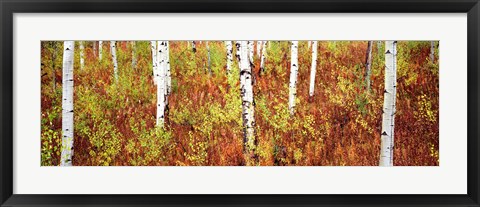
[1,0,479,206]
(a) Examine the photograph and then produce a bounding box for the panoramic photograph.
[41,40,439,166]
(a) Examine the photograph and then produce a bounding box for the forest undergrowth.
[41,41,439,166]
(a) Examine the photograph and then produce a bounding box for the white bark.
[156,41,167,127]
[260,41,268,74]
[99,41,103,60]
[131,41,137,70]
[192,41,196,53]
[365,41,373,91]
[165,41,171,95]
[430,41,435,62]
[235,41,241,68]
[379,41,397,167]
[288,41,299,116]
[225,41,233,75]
[61,41,75,166]
[151,41,159,84]
[156,77,166,128]
[309,41,318,98]
[110,41,118,81]
[239,41,255,153]
[256,41,262,58]
[79,41,84,70]
[308,41,312,49]
[248,41,254,65]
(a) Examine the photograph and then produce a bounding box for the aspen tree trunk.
[260,41,268,74]
[165,41,171,95]
[288,41,299,116]
[52,42,57,93]
[309,41,318,98]
[365,41,373,91]
[235,41,241,68]
[192,41,196,53]
[110,41,118,81]
[379,40,397,167]
[225,41,233,75]
[79,41,85,70]
[430,41,435,62]
[60,41,75,166]
[93,41,97,57]
[151,41,159,84]
[156,41,167,127]
[207,41,212,75]
[131,41,137,70]
[99,41,103,60]
[256,41,262,58]
[248,41,254,66]
[239,41,255,158]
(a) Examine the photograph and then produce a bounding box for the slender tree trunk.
[288,41,299,116]
[165,41,171,95]
[248,41,254,66]
[256,41,262,58]
[260,41,268,75]
[192,41,196,53]
[99,41,103,60]
[131,41,137,70]
[52,42,57,93]
[207,41,212,75]
[430,41,435,62]
[60,41,75,166]
[156,41,167,127]
[79,41,85,70]
[235,41,241,68]
[93,41,97,58]
[379,40,397,167]
[151,41,159,85]
[365,41,373,91]
[225,41,233,75]
[239,41,255,160]
[110,41,118,81]
[309,41,318,99]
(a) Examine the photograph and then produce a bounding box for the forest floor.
[41,41,439,166]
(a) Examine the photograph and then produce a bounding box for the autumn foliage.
[41,41,439,166]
